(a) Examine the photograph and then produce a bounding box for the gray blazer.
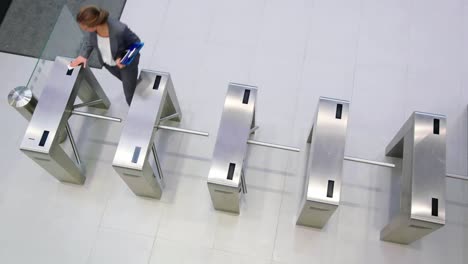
[79,17,140,65]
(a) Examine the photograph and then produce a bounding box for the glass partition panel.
[26,4,84,94]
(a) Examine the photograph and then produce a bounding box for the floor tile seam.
[98,225,157,239]
[211,246,273,262]
[153,235,215,250]
[146,0,172,70]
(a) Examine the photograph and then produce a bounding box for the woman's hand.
[70,56,88,68]
[116,58,126,69]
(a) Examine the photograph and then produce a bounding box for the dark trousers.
[104,54,140,106]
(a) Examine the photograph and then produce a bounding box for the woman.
[70,5,141,105]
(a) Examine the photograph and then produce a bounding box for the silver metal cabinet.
[380,112,446,244]
[207,83,257,214]
[19,56,110,184]
[112,70,181,199]
[297,97,350,228]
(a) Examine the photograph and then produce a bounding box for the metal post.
[241,170,247,194]
[8,86,38,120]
[344,156,395,168]
[247,140,300,152]
[73,99,104,109]
[446,173,468,181]
[152,143,164,180]
[71,110,122,123]
[156,125,209,137]
[159,113,180,122]
[71,111,208,137]
[250,126,259,134]
[65,122,81,165]
[343,156,468,181]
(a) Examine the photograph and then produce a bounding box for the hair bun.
[76,5,109,27]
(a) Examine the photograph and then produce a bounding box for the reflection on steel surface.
[380,112,446,244]
[296,97,350,228]
[19,56,111,184]
[112,70,182,199]
[207,83,257,214]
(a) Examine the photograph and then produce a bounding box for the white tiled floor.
[87,228,154,264]
[0,0,468,263]
[156,175,217,248]
[150,238,271,264]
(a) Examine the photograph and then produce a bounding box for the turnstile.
[207,83,257,213]
[380,112,446,244]
[297,97,350,228]
[112,70,182,199]
[19,56,110,184]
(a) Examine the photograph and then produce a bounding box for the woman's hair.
[76,5,109,27]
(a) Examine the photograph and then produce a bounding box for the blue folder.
[121,42,144,65]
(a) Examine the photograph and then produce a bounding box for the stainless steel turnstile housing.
[19,57,110,184]
[297,97,350,228]
[207,83,257,213]
[112,70,181,199]
[380,112,446,244]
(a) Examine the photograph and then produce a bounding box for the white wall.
[0,0,467,263]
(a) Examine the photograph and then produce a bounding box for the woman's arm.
[78,32,94,59]
[70,32,95,68]
[115,24,141,69]
[122,25,141,48]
